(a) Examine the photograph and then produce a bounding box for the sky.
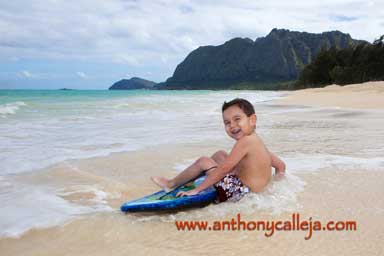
[0,0,383,89]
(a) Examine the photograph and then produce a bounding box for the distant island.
[109,77,156,90]
[109,28,381,90]
[59,88,75,90]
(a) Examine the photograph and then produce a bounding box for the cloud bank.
[0,0,382,88]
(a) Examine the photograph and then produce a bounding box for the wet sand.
[1,165,383,256]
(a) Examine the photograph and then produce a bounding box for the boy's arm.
[270,151,286,175]
[178,137,250,196]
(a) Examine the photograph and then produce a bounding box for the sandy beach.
[1,148,383,256]
[1,85,384,255]
[279,81,384,109]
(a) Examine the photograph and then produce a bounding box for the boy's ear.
[250,114,257,125]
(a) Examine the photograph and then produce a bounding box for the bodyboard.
[120,177,217,212]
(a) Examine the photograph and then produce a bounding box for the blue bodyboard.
[120,177,217,212]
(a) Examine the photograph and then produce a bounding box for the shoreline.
[1,168,383,255]
[1,86,384,255]
[277,81,384,109]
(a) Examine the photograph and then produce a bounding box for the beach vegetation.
[295,35,384,88]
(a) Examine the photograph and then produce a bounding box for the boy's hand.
[176,189,199,197]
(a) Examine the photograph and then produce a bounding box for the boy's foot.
[151,176,173,192]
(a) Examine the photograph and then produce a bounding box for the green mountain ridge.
[158,28,365,90]
[109,77,156,90]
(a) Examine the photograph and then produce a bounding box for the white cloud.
[9,70,66,80]
[0,0,382,82]
[21,71,32,78]
[76,72,89,79]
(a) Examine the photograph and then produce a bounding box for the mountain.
[159,28,365,89]
[109,77,156,90]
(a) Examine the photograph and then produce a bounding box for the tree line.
[294,35,384,89]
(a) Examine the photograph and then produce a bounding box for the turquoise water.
[0,89,283,174]
[0,89,215,104]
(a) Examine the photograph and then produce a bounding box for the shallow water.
[0,89,283,174]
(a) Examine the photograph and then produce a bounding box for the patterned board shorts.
[214,174,250,203]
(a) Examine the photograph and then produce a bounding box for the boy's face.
[222,105,256,140]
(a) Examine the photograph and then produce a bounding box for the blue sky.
[0,0,382,89]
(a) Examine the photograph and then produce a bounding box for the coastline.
[1,86,384,255]
[277,81,384,109]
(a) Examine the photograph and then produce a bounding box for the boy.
[151,98,286,202]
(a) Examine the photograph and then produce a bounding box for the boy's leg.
[210,150,228,166]
[151,155,218,191]
[210,150,238,175]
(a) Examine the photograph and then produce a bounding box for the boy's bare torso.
[233,133,272,192]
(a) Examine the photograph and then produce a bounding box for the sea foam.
[0,101,27,116]
[0,177,114,238]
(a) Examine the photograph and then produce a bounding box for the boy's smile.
[222,105,256,140]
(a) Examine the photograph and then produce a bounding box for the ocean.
[0,89,284,175]
[1,89,383,247]
[0,89,284,237]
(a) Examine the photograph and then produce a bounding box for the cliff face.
[160,29,364,89]
[109,77,156,90]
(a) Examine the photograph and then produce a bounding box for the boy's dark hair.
[222,98,255,116]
